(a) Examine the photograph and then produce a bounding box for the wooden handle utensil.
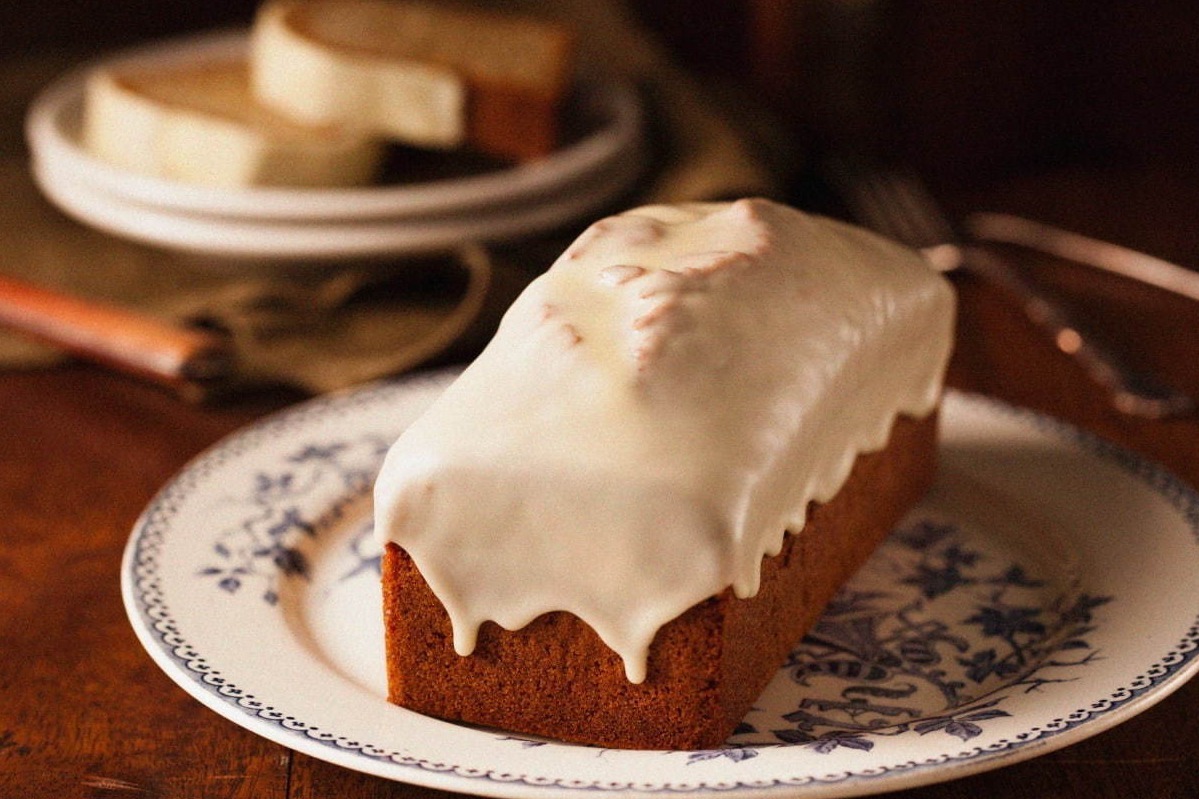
[0,274,234,398]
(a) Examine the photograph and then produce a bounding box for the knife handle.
[0,274,233,394]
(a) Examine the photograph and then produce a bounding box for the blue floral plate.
[122,369,1199,798]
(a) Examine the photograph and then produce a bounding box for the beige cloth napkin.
[0,1,784,395]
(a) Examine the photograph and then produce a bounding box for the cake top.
[374,199,956,682]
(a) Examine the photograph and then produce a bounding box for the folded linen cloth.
[0,0,783,395]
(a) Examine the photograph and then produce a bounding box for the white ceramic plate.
[26,31,644,260]
[122,370,1199,798]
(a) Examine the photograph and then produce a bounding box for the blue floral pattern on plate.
[731,518,1110,755]
[197,436,389,604]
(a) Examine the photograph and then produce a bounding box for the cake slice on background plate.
[82,57,382,187]
[251,0,577,161]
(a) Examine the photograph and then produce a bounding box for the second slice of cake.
[374,198,956,749]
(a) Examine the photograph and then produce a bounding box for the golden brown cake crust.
[382,411,939,750]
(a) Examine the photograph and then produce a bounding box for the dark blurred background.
[643,0,1199,188]
[7,0,1198,176]
[4,0,1199,257]
[643,0,1199,265]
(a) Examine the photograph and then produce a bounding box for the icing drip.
[374,199,956,683]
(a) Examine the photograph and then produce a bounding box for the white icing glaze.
[373,199,956,683]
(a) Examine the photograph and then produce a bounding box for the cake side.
[383,409,939,750]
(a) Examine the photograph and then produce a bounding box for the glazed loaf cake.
[251,0,577,160]
[374,199,956,749]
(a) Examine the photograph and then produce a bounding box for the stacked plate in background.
[25,31,645,264]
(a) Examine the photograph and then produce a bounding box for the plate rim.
[120,373,1199,798]
[29,145,645,261]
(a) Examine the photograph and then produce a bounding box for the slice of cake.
[81,57,383,188]
[251,0,577,160]
[374,198,956,750]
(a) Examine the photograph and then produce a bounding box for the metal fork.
[829,162,1196,420]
